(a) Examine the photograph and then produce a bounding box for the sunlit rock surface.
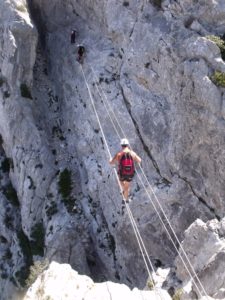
[1,0,225,299]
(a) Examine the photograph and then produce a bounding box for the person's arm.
[109,153,118,165]
[132,151,141,164]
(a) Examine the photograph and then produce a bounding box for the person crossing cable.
[109,138,141,202]
[77,44,85,64]
[70,30,77,44]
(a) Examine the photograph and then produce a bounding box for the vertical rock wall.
[1,0,225,298]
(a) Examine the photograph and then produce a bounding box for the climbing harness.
[88,64,211,299]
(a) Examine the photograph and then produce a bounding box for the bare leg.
[120,181,125,199]
[120,181,130,200]
[123,181,130,200]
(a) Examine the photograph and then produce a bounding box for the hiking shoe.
[125,198,132,204]
[121,205,125,215]
[122,199,126,205]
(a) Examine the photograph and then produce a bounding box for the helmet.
[120,138,129,146]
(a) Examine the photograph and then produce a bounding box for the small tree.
[1,158,11,173]
[58,168,75,213]
[3,182,20,206]
[206,35,225,60]
[20,83,32,99]
[30,222,45,256]
[211,70,225,87]
[58,168,72,199]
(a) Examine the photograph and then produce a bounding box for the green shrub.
[1,158,10,173]
[58,168,76,213]
[147,279,154,290]
[52,126,65,140]
[3,182,20,206]
[20,83,32,99]
[172,289,183,300]
[16,229,33,287]
[58,168,72,199]
[211,70,225,87]
[206,35,225,60]
[30,222,45,256]
[25,259,49,288]
[15,266,30,287]
[17,230,32,263]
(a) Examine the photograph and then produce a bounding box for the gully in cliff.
[109,138,141,203]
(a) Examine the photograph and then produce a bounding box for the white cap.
[120,138,129,146]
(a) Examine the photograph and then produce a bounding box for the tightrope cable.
[138,166,210,298]
[81,65,162,298]
[89,63,209,299]
[126,203,163,300]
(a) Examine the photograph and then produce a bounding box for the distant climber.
[70,30,77,44]
[77,44,85,64]
[110,138,141,203]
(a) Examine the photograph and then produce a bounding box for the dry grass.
[15,1,27,13]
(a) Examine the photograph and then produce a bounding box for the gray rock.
[1,0,225,299]
[23,261,172,300]
[175,218,225,299]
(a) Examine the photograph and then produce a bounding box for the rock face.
[175,218,225,299]
[23,261,172,300]
[1,0,225,299]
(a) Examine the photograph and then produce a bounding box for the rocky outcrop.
[1,0,225,299]
[174,218,225,299]
[23,261,172,300]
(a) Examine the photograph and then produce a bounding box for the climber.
[109,138,141,203]
[70,30,77,44]
[77,44,85,64]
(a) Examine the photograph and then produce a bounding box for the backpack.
[119,152,135,178]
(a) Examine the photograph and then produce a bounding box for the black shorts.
[119,175,133,182]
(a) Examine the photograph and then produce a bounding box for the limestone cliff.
[23,261,171,300]
[175,217,225,299]
[0,0,225,299]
